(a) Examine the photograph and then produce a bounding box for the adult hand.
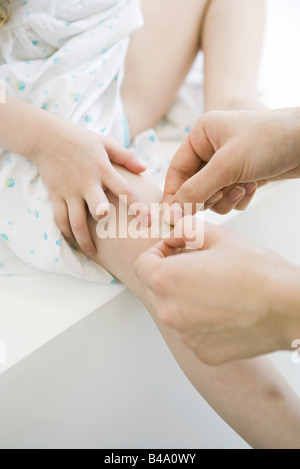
[135,222,300,364]
[164,108,300,217]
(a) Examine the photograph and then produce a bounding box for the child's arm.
[0,93,148,256]
[88,166,300,449]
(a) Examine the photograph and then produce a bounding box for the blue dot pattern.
[0,0,144,283]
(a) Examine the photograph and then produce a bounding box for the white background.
[261,0,300,108]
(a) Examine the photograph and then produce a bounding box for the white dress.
[0,0,143,282]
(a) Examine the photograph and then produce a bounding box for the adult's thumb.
[173,148,234,208]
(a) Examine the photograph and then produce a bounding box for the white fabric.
[0,0,143,282]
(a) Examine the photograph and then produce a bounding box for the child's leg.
[88,167,300,449]
[122,0,209,137]
[202,0,266,111]
[122,0,265,138]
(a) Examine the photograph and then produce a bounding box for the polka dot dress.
[0,0,143,282]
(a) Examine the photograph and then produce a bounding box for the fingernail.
[227,186,245,203]
[206,191,223,205]
[164,203,184,226]
[245,182,257,197]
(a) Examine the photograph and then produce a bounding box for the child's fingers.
[67,198,97,257]
[53,199,74,240]
[104,136,146,174]
[104,167,151,227]
[84,186,110,222]
[122,153,147,174]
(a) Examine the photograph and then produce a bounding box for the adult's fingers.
[210,182,257,214]
[163,216,205,250]
[235,180,269,210]
[163,138,206,206]
[104,136,146,174]
[67,197,96,257]
[173,147,235,209]
[257,180,269,188]
[164,220,223,252]
[234,183,257,211]
[209,185,246,215]
[134,241,178,287]
[163,118,219,206]
[204,191,224,210]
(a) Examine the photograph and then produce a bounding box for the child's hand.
[29,124,148,256]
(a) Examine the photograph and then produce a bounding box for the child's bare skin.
[122,0,267,217]
[88,166,300,449]
[0,94,149,256]
[2,0,299,449]
[122,0,266,138]
[0,0,266,254]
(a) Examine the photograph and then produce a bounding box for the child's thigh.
[122,0,209,137]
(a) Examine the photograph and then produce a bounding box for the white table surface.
[0,274,125,374]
